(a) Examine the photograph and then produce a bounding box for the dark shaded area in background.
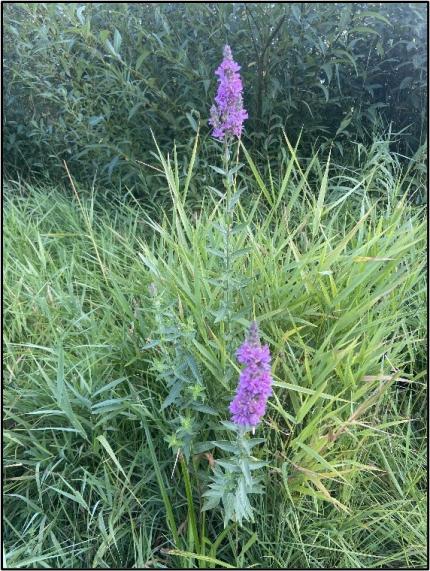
[3,2,427,194]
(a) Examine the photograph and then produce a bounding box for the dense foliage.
[4,135,427,568]
[3,3,427,568]
[3,2,427,191]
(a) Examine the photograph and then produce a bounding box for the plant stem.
[180,456,201,555]
[142,421,181,554]
[221,138,233,383]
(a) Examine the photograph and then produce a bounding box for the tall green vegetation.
[3,3,427,568]
[4,137,427,568]
[3,2,427,191]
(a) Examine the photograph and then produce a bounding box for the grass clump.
[3,139,427,568]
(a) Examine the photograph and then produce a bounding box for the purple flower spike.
[209,45,248,141]
[229,321,273,428]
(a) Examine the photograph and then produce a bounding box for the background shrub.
[3,2,427,193]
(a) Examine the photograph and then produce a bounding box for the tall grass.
[3,139,427,568]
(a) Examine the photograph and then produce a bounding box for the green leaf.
[88,115,104,127]
[186,112,198,132]
[48,486,89,511]
[295,381,328,424]
[350,26,380,36]
[228,187,246,210]
[96,435,127,479]
[321,63,332,84]
[209,165,226,175]
[202,494,221,510]
[76,6,86,25]
[317,83,329,102]
[212,440,238,453]
[312,149,331,237]
[113,29,122,53]
[336,114,353,136]
[355,11,392,26]
[166,550,236,569]
[332,49,358,74]
[135,49,151,70]
[192,403,218,415]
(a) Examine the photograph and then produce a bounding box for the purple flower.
[209,45,248,141]
[229,321,273,428]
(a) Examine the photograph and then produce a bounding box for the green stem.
[200,510,206,567]
[221,139,232,383]
[180,456,201,555]
[210,523,235,565]
[220,138,242,384]
[225,141,232,347]
[142,421,184,563]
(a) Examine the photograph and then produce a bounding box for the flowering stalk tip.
[229,321,273,428]
[209,45,248,141]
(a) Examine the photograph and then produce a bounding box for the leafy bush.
[3,2,427,191]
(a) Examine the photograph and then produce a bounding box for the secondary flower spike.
[209,45,248,140]
[229,321,273,428]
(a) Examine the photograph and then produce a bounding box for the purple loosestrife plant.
[230,321,273,429]
[203,50,271,527]
[209,45,248,141]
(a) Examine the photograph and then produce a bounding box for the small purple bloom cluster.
[229,321,273,427]
[209,45,248,140]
